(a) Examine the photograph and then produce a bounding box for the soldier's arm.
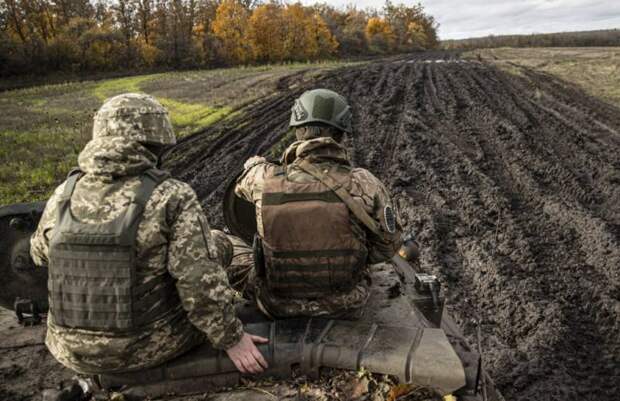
[30,183,65,267]
[234,156,272,203]
[352,169,402,264]
[166,183,243,350]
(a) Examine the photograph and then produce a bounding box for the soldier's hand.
[225,332,269,374]
[243,156,267,170]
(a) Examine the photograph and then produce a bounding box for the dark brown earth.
[167,52,620,401]
[1,52,619,401]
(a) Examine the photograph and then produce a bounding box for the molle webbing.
[296,160,382,236]
[48,169,178,331]
[261,164,368,299]
[262,191,341,205]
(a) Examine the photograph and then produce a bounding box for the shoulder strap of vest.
[60,168,83,200]
[133,169,170,207]
[115,169,170,239]
[296,159,382,236]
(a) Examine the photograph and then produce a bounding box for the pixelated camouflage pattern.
[30,135,242,374]
[234,137,401,317]
[93,93,176,146]
[226,234,257,298]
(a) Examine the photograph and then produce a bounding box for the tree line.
[442,29,620,51]
[0,0,439,77]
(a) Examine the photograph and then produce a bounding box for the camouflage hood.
[281,137,350,165]
[78,136,157,179]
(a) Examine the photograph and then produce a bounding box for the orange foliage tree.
[211,0,251,64]
[247,3,287,62]
[365,17,395,53]
[0,0,439,76]
[282,4,337,61]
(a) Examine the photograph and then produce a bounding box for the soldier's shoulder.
[158,177,194,192]
[53,180,68,196]
[45,180,69,205]
[350,167,385,188]
[237,160,279,187]
[150,178,199,205]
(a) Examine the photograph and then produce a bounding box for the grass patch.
[468,47,620,108]
[0,129,85,204]
[93,74,162,100]
[93,75,234,137]
[158,98,233,137]
[0,60,353,204]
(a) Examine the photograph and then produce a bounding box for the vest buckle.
[14,297,43,326]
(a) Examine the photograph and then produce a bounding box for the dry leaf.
[387,383,416,401]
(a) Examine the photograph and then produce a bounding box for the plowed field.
[166,53,620,401]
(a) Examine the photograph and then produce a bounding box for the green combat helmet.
[93,93,176,146]
[290,89,352,133]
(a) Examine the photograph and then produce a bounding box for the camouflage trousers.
[226,235,258,299]
[226,235,371,319]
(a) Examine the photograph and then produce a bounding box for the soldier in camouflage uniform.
[233,89,401,318]
[30,93,267,376]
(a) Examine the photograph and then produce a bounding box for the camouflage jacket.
[235,137,401,317]
[30,136,243,374]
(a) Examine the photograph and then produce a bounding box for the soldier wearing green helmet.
[234,89,402,318]
[289,88,353,133]
[30,93,268,378]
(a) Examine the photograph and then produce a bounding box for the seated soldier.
[30,93,268,378]
[234,89,402,318]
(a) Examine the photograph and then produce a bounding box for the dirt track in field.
[167,52,620,401]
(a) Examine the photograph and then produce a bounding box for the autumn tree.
[53,0,93,25]
[309,13,338,58]
[384,1,438,50]
[0,0,439,77]
[212,0,251,64]
[247,2,287,62]
[153,0,201,67]
[77,22,125,70]
[281,4,306,60]
[131,0,161,66]
[112,0,135,64]
[192,0,218,64]
[334,6,369,55]
[134,0,153,44]
[94,0,113,26]
[5,0,28,44]
[365,16,395,53]
[282,4,337,61]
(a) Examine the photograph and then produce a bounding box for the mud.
[166,52,620,401]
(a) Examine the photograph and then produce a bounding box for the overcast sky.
[299,0,620,40]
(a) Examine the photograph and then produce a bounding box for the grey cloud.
[301,0,620,39]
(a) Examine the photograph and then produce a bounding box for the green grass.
[93,75,248,136]
[467,47,620,109]
[93,74,162,100]
[159,98,233,137]
[0,129,83,204]
[0,60,353,205]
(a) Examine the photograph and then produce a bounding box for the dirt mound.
[166,53,620,401]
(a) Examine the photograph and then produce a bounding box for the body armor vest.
[260,163,368,299]
[48,169,180,331]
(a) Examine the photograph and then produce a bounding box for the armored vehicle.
[0,179,503,401]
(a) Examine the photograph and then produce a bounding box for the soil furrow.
[163,53,620,401]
